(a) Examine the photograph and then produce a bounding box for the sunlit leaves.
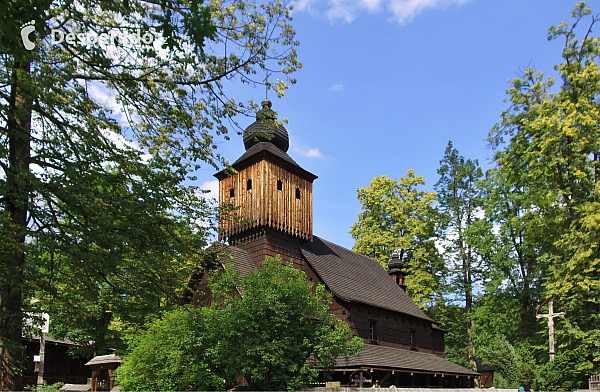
[350,171,443,309]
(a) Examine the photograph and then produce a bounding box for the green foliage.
[475,337,538,389]
[205,256,363,390]
[488,1,600,381]
[435,141,489,370]
[24,382,65,392]
[533,345,592,391]
[116,307,222,391]
[428,303,470,369]
[435,141,489,298]
[1,0,301,387]
[117,256,362,391]
[350,171,444,308]
[478,166,549,344]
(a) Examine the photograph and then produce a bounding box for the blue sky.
[197,0,587,249]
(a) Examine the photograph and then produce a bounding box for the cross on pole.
[535,299,566,361]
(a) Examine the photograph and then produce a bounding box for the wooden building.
[22,336,90,386]
[85,354,121,392]
[208,99,479,387]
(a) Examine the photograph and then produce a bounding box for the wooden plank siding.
[336,302,444,356]
[219,160,313,242]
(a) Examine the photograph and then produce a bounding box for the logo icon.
[21,20,36,50]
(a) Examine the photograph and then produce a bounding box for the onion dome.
[388,250,404,271]
[388,249,407,290]
[243,99,289,152]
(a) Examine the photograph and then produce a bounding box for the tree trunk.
[0,60,32,392]
[465,256,476,367]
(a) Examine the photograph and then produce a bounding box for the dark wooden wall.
[333,300,446,356]
[22,339,90,387]
[229,227,306,270]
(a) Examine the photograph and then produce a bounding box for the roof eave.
[215,149,318,182]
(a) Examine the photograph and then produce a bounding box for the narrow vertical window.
[410,330,417,348]
[277,179,282,191]
[247,179,252,190]
[229,187,235,198]
[295,187,301,199]
[369,321,378,341]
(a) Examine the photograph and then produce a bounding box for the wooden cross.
[536,300,566,361]
[350,370,372,388]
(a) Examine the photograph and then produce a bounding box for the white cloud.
[88,83,128,126]
[330,83,345,91]
[297,0,470,24]
[305,148,324,158]
[292,144,324,159]
[200,179,220,205]
[361,0,383,11]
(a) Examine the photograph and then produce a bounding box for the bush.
[116,256,363,391]
[116,307,222,391]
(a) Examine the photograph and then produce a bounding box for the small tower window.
[277,179,282,191]
[295,187,301,199]
[229,187,235,198]
[247,179,252,190]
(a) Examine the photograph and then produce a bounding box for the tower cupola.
[388,250,408,291]
[243,99,289,152]
[215,99,317,243]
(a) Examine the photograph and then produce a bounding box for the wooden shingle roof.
[84,354,120,366]
[217,244,256,278]
[233,141,299,168]
[242,99,290,152]
[337,344,480,376]
[214,141,317,182]
[301,237,433,322]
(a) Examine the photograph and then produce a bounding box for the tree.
[350,171,444,309]
[1,0,300,388]
[472,160,553,345]
[205,256,363,390]
[116,306,222,391]
[489,2,600,381]
[435,141,490,372]
[474,336,538,389]
[116,256,363,391]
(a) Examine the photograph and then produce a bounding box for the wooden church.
[209,99,479,387]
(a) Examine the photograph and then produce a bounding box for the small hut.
[476,359,496,388]
[85,354,121,392]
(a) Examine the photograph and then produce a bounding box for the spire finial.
[261,98,272,109]
[264,70,271,99]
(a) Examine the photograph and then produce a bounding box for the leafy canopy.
[117,256,363,391]
[488,0,600,378]
[205,255,364,391]
[350,171,443,309]
[1,0,301,388]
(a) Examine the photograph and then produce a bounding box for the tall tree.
[0,0,300,389]
[477,168,548,344]
[435,141,490,372]
[350,171,443,309]
[489,2,600,379]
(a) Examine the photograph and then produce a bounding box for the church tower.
[214,99,317,267]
